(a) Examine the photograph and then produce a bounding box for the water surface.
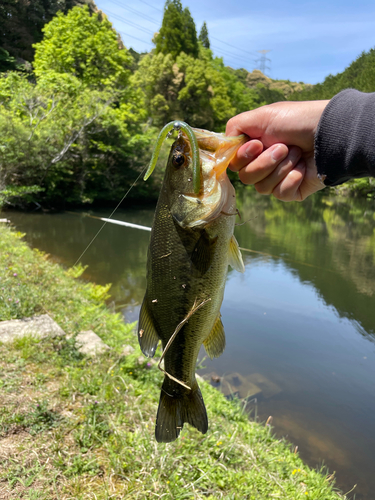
[6,189,375,499]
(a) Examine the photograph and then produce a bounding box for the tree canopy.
[155,0,199,59]
[33,6,132,89]
[199,22,210,49]
[0,0,96,63]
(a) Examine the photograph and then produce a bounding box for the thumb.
[226,108,267,139]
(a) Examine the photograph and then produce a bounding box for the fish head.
[166,128,247,228]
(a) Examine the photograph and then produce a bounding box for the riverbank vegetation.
[0,224,349,499]
[1,0,375,209]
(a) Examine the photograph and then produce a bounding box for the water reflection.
[235,187,375,340]
[5,189,375,499]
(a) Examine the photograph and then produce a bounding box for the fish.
[138,121,247,443]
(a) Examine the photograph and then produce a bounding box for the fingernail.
[271,145,286,162]
[244,142,259,159]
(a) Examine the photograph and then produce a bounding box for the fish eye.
[172,151,186,169]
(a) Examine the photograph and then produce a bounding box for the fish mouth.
[191,128,248,179]
[170,128,247,229]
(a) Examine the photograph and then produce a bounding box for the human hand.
[226,100,330,201]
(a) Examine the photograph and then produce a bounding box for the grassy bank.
[0,224,348,499]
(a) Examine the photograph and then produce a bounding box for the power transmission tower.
[256,50,271,75]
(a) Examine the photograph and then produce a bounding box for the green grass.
[0,224,348,499]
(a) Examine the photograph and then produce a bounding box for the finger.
[226,108,266,138]
[237,144,289,185]
[272,160,306,202]
[229,139,263,172]
[253,146,302,195]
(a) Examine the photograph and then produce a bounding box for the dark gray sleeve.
[314,89,375,186]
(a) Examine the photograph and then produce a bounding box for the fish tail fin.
[155,378,208,443]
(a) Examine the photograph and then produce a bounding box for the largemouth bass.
[139,122,246,443]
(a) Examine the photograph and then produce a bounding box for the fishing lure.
[144,121,201,194]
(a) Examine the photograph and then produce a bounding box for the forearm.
[315,89,375,186]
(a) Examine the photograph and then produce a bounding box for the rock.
[75,330,110,356]
[202,371,220,386]
[121,344,135,356]
[137,355,145,365]
[219,372,262,400]
[246,373,281,399]
[0,314,65,343]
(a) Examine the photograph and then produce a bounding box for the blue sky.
[94,0,375,84]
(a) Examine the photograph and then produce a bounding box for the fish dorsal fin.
[191,230,218,275]
[228,235,245,273]
[203,314,226,358]
[138,299,160,358]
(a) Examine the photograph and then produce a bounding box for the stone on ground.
[0,314,65,343]
[121,344,135,356]
[75,330,110,356]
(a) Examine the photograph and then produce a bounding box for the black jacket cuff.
[315,89,375,186]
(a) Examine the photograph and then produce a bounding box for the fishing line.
[73,166,147,267]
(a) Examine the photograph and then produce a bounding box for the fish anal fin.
[228,234,245,273]
[203,314,226,358]
[138,299,160,358]
[191,230,218,274]
[155,379,208,443]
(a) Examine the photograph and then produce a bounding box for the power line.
[106,0,160,25]
[136,0,163,13]
[104,8,155,36]
[118,30,153,46]
[210,44,254,67]
[210,35,257,58]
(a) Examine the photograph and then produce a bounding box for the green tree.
[133,47,256,131]
[0,0,96,63]
[131,52,178,126]
[198,22,210,49]
[215,62,261,117]
[0,69,153,207]
[33,6,132,89]
[0,48,17,72]
[0,72,109,203]
[155,0,199,59]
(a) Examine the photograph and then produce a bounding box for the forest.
[0,0,374,208]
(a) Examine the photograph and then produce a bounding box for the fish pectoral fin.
[228,235,245,273]
[138,299,160,358]
[203,314,226,358]
[191,230,218,274]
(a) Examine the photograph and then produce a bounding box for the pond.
[6,187,375,500]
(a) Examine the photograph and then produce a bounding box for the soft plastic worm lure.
[144,121,201,194]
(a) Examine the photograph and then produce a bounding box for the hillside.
[228,68,312,102]
[289,47,375,100]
